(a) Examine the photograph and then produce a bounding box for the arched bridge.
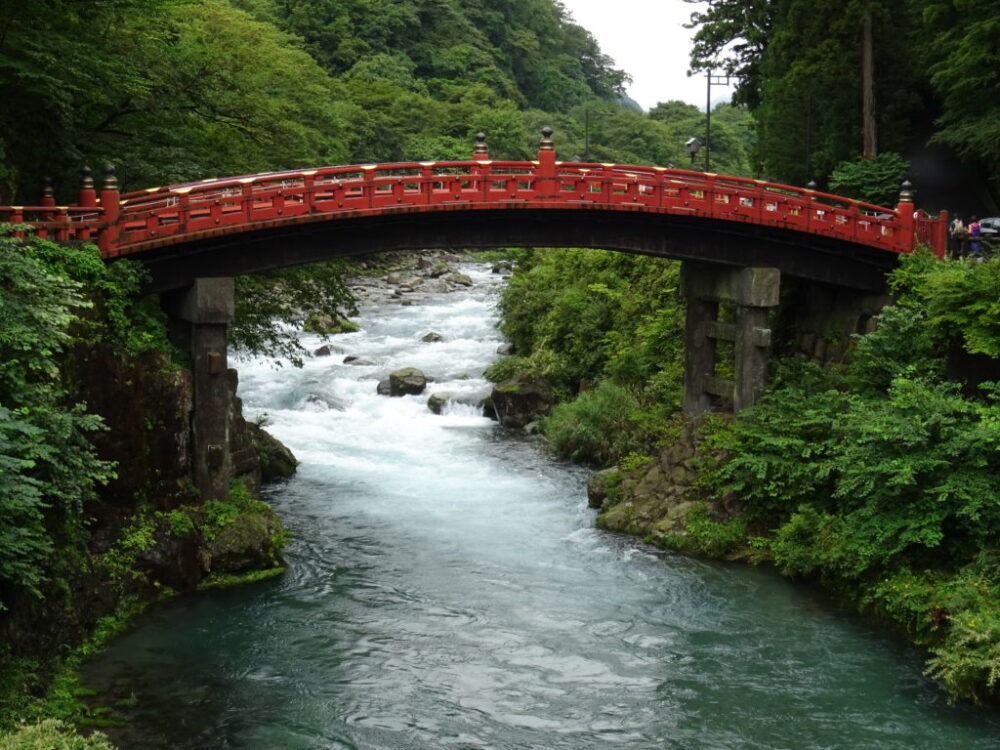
[2,130,946,294]
[0,129,950,502]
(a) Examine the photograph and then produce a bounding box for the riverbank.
[500,249,1000,703]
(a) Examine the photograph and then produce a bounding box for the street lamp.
[685,137,702,166]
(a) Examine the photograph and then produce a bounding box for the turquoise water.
[84,265,1000,749]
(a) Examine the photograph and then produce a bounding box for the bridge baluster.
[895,180,916,252]
[302,173,316,213]
[98,164,120,255]
[473,132,489,162]
[75,167,96,241]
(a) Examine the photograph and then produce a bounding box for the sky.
[559,0,735,112]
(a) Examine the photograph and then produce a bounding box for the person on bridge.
[968,217,982,259]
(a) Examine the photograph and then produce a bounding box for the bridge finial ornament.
[80,165,94,191]
[473,132,489,160]
[899,179,914,203]
[101,163,118,191]
[806,180,817,191]
[539,126,554,152]
[41,176,55,205]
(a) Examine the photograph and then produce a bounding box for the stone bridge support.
[682,263,780,415]
[163,277,234,501]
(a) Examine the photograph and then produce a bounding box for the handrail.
[0,150,945,260]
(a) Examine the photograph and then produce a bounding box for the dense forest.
[0,0,757,205]
[686,0,1000,210]
[2,0,1000,744]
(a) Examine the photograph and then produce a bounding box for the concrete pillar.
[682,296,718,415]
[681,263,780,415]
[734,305,771,412]
[164,278,235,501]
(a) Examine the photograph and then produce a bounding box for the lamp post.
[704,69,735,172]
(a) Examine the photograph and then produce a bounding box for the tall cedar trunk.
[861,8,877,158]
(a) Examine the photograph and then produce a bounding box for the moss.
[198,565,286,591]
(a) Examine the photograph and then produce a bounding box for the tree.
[922,0,1000,202]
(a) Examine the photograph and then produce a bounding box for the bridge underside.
[137,208,899,293]
[145,208,901,500]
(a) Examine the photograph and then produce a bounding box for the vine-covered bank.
[489,248,1000,702]
[0,232,292,746]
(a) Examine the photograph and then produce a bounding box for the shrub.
[0,719,114,749]
[542,381,643,465]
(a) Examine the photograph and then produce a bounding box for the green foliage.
[698,253,1000,700]
[0,236,116,610]
[828,152,910,207]
[0,720,114,750]
[232,261,358,366]
[923,0,1000,187]
[494,248,686,461]
[543,382,644,465]
[483,356,533,384]
[670,503,749,559]
[687,0,992,197]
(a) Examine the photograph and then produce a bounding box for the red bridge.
[0,128,951,499]
[2,129,946,293]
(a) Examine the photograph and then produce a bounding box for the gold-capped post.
[41,176,55,207]
[101,163,118,192]
[539,126,555,152]
[473,132,489,161]
[78,166,97,208]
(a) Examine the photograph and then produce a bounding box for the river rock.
[422,332,443,343]
[421,278,450,293]
[490,374,554,429]
[428,262,452,278]
[247,423,299,481]
[388,367,428,396]
[376,378,392,395]
[208,504,284,575]
[313,344,335,357]
[304,313,359,334]
[427,392,451,414]
[587,467,620,510]
[446,272,473,287]
[343,356,374,366]
[496,342,514,355]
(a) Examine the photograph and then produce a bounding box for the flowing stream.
[84,262,1000,749]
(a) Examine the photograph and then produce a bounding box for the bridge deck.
[0,146,947,265]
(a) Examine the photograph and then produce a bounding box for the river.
[84,261,1000,749]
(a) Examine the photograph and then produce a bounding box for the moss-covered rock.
[388,367,428,396]
[207,506,284,575]
[490,374,553,429]
[596,416,748,560]
[247,423,298,481]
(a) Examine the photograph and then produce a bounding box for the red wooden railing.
[0,134,947,260]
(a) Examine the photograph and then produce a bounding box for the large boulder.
[490,374,554,429]
[246,423,299,482]
[587,467,620,510]
[388,367,428,396]
[207,504,284,575]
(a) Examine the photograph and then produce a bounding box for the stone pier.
[163,277,235,501]
[681,263,780,414]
